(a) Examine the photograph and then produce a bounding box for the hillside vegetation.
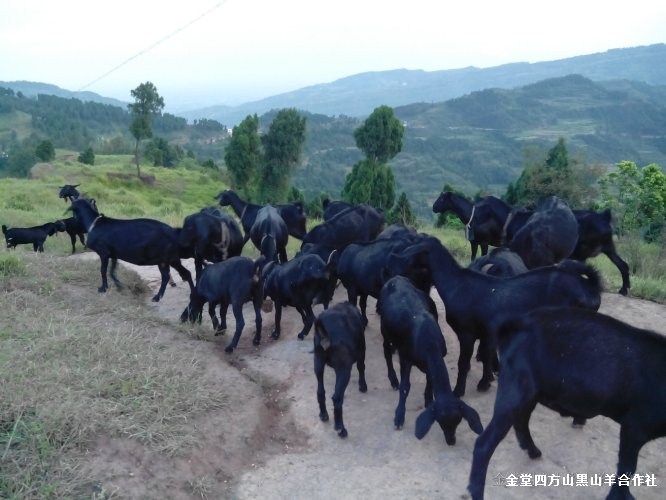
[0,154,228,255]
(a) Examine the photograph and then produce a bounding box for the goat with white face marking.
[314,302,367,439]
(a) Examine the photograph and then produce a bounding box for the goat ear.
[414,404,436,440]
[460,400,484,435]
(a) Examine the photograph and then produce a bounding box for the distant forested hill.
[296,75,666,219]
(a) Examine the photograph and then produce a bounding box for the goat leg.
[224,301,245,353]
[315,354,329,422]
[332,366,352,438]
[252,297,262,346]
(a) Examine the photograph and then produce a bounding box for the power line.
[77,0,230,91]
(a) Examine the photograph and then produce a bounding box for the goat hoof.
[337,428,348,439]
[619,288,628,296]
[477,381,491,392]
[98,287,107,293]
[359,382,367,393]
[151,295,161,302]
[252,338,261,346]
[453,388,465,398]
[224,345,234,353]
[528,448,542,459]
[319,412,329,422]
[215,328,226,336]
[271,332,280,340]
[297,333,305,340]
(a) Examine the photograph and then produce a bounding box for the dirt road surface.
[88,256,666,500]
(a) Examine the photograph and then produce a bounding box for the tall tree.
[504,137,596,207]
[127,82,164,177]
[258,109,306,202]
[353,105,404,163]
[341,159,395,210]
[342,105,403,210]
[224,114,261,200]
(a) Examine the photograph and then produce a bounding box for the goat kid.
[314,302,367,438]
[378,276,483,444]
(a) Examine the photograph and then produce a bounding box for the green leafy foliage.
[342,159,395,210]
[387,192,417,227]
[258,109,307,203]
[353,105,404,163]
[599,161,666,241]
[35,140,55,162]
[128,82,165,177]
[224,114,260,200]
[77,147,95,165]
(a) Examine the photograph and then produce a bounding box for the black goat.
[56,216,86,254]
[503,203,630,295]
[386,236,602,397]
[3,221,63,252]
[214,189,307,241]
[468,247,527,278]
[336,235,427,324]
[572,208,631,295]
[178,207,243,281]
[314,302,367,438]
[432,192,511,260]
[68,198,193,302]
[322,199,353,221]
[263,254,330,340]
[59,184,81,203]
[302,203,385,252]
[250,205,289,263]
[181,256,264,353]
[506,196,579,269]
[294,242,339,309]
[468,307,666,500]
[378,276,483,444]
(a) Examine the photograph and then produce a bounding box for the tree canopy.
[224,114,261,201]
[128,82,164,177]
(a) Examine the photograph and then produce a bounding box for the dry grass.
[0,252,232,498]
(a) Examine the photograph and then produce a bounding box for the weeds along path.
[95,255,666,500]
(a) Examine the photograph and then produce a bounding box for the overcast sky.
[1,0,665,111]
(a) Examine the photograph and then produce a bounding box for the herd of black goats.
[2,184,665,499]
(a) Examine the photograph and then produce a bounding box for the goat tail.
[559,260,603,293]
[1,225,7,235]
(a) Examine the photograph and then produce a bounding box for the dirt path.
[104,257,665,499]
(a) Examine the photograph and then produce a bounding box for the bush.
[77,147,95,165]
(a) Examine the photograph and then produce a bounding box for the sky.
[1,0,665,112]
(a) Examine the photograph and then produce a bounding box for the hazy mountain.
[180,43,666,126]
[0,81,128,108]
[295,75,666,219]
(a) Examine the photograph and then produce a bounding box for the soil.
[80,256,666,500]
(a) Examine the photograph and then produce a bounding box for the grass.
[0,253,232,498]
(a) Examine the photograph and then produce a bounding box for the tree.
[128,82,164,177]
[353,105,404,163]
[78,147,95,165]
[599,161,666,240]
[258,109,307,203]
[387,192,417,227]
[35,140,55,162]
[224,114,261,200]
[341,159,395,210]
[504,138,597,207]
[342,105,403,210]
